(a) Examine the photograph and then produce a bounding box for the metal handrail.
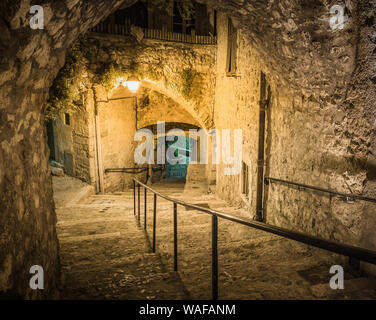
[105,167,148,174]
[133,178,376,300]
[265,177,376,204]
[105,166,164,174]
[106,167,150,184]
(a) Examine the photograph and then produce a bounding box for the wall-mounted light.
[126,76,140,93]
[115,76,140,93]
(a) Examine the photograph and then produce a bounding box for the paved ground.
[55,178,376,300]
[53,176,94,208]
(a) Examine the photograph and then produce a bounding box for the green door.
[166,136,191,178]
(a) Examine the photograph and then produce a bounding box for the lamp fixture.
[126,75,140,93]
[115,76,140,93]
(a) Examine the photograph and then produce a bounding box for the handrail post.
[174,202,178,271]
[212,214,218,300]
[137,184,140,222]
[133,180,136,216]
[144,187,147,230]
[153,194,157,253]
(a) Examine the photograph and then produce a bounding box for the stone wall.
[356,0,376,275]
[91,33,216,129]
[205,0,356,93]
[213,6,376,271]
[0,0,134,299]
[214,11,262,211]
[51,107,91,182]
[137,89,200,129]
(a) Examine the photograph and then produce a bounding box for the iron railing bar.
[133,180,136,216]
[212,215,218,300]
[133,178,376,265]
[105,168,147,170]
[215,214,376,264]
[174,202,178,271]
[105,168,148,174]
[144,188,147,230]
[153,194,157,253]
[137,184,140,223]
[105,170,146,173]
[265,177,376,204]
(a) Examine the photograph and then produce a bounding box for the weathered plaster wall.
[99,86,137,191]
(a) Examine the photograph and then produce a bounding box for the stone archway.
[91,83,204,192]
[89,30,217,130]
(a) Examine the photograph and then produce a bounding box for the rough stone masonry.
[0,0,375,299]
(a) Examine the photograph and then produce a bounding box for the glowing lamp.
[126,76,140,93]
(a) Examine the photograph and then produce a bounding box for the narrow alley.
[1,0,376,303]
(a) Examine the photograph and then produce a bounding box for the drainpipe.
[93,87,105,194]
[255,72,269,221]
[135,96,138,130]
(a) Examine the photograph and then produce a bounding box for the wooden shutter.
[226,18,237,75]
[231,21,238,74]
[226,18,232,74]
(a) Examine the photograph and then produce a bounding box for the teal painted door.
[166,136,191,178]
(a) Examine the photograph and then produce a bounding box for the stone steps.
[56,182,376,300]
